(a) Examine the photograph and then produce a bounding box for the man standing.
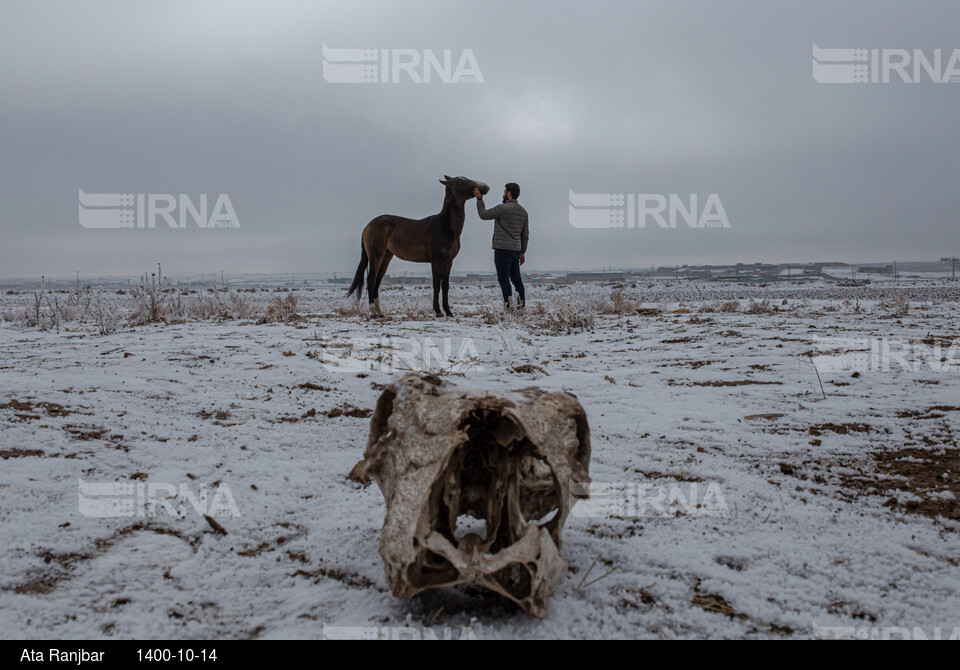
[473,182,529,309]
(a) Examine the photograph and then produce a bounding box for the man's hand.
[473,187,483,199]
[520,254,526,265]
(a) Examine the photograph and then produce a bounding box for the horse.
[347,175,490,317]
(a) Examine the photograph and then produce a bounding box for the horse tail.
[346,241,367,299]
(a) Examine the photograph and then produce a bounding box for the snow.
[1,279,958,639]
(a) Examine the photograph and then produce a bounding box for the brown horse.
[347,175,490,317]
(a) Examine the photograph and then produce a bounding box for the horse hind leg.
[366,252,384,318]
[372,251,393,317]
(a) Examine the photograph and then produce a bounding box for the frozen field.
[1,279,959,639]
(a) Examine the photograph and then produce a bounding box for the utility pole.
[221,270,225,287]
[953,256,956,281]
[76,271,79,290]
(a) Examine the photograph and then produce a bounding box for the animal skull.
[361,374,591,618]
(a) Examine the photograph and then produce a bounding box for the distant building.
[858,265,894,274]
[451,273,495,283]
[561,271,625,282]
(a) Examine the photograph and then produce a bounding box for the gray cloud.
[2,0,958,279]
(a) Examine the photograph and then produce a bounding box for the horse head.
[440,175,489,202]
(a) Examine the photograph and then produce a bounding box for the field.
[1,279,959,639]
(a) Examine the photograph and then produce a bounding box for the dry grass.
[265,292,299,322]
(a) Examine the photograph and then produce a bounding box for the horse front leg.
[431,262,443,316]
[441,260,454,317]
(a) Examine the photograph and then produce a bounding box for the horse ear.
[443,175,452,181]
[439,178,449,185]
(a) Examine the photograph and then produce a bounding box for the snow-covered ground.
[1,280,958,639]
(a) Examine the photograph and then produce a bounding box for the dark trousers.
[494,249,525,307]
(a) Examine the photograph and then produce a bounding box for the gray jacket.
[476,198,529,253]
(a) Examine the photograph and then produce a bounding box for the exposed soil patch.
[511,364,548,375]
[919,335,954,347]
[633,469,702,483]
[298,382,331,391]
[897,406,960,421]
[0,398,71,421]
[715,556,747,572]
[238,541,272,558]
[64,425,106,441]
[616,585,657,610]
[671,360,717,369]
[198,409,231,422]
[879,448,959,521]
[11,523,194,595]
[691,578,746,620]
[685,380,782,387]
[291,564,381,591]
[843,447,959,521]
[280,408,318,423]
[808,423,872,436]
[325,404,372,419]
[237,525,304,557]
[0,448,45,459]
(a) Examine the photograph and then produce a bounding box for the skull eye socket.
[489,563,534,600]
[406,552,459,588]
[518,454,562,535]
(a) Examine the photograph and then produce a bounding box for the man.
[473,182,529,309]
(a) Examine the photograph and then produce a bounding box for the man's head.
[503,182,520,203]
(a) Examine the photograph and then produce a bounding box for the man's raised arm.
[474,188,501,220]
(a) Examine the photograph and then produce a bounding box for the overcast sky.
[1,0,958,279]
